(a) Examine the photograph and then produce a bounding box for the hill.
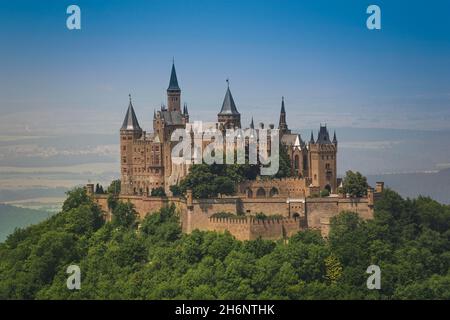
[0,204,53,242]
[368,168,450,205]
[0,187,450,299]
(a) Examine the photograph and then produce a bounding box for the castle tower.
[120,95,143,195]
[167,61,181,112]
[308,125,337,193]
[218,80,241,129]
[183,103,189,123]
[278,97,290,135]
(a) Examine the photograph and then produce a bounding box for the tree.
[320,189,330,197]
[151,187,166,197]
[62,187,92,211]
[341,170,368,197]
[107,179,121,195]
[275,143,292,178]
[324,254,343,284]
[170,185,182,197]
[111,201,138,229]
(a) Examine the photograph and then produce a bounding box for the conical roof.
[121,95,141,131]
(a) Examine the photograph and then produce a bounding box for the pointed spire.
[167,61,180,91]
[219,81,239,115]
[333,130,337,144]
[183,103,189,115]
[317,125,332,144]
[281,96,285,113]
[250,117,254,129]
[121,94,141,131]
[153,109,156,119]
[309,131,315,144]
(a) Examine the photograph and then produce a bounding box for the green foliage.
[111,202,137,229]
[1,187,450,300]
[107,179,121,195]
[95,183,105,194]
[342,170,369,197]
[62,187,92,212]
[210,212,245,219]
[274,143,292,178]
[150,187,166,197]
[177,163,259,199]
[324,254,343,284]
[320,189,330,197]
[170,185,182,197]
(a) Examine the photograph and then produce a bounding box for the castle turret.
[218,80,241,129]
[308,125,337,193]
[167,61,181,112]
[121,94,142,138]
[120,95,143,195]
[183,103,189,123]
[278,96,290,135]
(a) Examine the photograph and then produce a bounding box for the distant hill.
[368,168,450,205]
[0,204,53,242]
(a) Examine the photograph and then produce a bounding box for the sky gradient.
[0,0,449,134]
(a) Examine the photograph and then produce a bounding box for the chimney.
[375,182,384,193]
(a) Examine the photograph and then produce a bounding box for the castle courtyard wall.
[92,193,374,239]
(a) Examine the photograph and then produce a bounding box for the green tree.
[62,187,91,211]
[341,170,368,197]
[107,179,121,195]
[111,202,137,229]
[151,187,166,197]
[275,143,292,178]
[324,254,343,284]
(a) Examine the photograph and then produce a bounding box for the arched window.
[246,188,253,198]
[256,187,266,198]
[269,187,279,197]
[294,155,299,170]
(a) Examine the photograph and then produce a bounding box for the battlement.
[91,180,378,240]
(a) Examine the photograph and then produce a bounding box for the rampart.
[89,182,382,239]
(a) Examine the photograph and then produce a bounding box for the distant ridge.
[368,168,450,205]
[0,204,53,242]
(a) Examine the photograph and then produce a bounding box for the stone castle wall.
[92,187,376,240]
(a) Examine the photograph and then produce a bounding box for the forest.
[1,186,450,299]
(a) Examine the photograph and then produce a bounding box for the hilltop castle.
[120,62,338,196]
[90,62,381,240]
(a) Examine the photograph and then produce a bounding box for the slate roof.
[167,63,180,91]
[121,96,141,131]
[219,87,240,115]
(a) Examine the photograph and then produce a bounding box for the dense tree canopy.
[341,170,369,197]
[178,163,259,198]
[0,187,449,299]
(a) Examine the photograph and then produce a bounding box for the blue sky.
[0,0,449,132]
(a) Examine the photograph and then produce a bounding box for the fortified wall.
[88,182,384,240]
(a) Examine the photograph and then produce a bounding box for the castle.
[90,62,381,240]
[119,62,337,196]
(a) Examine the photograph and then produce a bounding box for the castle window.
[256,188,266,198]
[269,187,279,197]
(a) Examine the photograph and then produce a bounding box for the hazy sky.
[0,0,449,134]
